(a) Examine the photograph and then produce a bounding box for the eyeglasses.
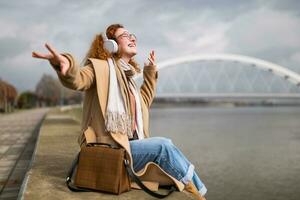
[116,32,137,41]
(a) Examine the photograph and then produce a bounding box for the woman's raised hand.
[145,50,156,68]
[32,43,70,76]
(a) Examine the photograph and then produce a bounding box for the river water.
[149,106,300,200]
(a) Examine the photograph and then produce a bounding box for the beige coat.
[56,54,184,192]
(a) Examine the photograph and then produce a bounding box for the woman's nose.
[130,37,136,42]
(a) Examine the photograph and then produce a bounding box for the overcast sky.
[0,0,300,92]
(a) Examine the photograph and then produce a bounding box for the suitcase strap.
[123,159,176,199]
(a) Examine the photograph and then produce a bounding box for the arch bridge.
[135,54,300,103]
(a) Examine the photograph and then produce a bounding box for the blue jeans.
[130,137,207,196]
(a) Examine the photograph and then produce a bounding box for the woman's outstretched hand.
[144,50,156,68]
[32,43,70,76]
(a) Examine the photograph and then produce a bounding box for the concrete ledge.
[20,108,193,199]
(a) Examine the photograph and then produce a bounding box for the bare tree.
[0,79,17,112]
[35,74,60,106]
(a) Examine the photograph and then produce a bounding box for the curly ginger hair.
[83,24,141,73]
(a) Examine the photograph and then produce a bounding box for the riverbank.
[20,108,192,199]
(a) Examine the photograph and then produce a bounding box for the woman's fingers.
[147,50,156,65]
[32,51,53,60]
[150,54,154,60]
[150,51,155,60]
[150,54,155,62]
[151,50,155,56]
[148,57,154,64]
[45,43,60,58]
[144,50,156,67]
[32,43,70,75]
[32,43,59,60]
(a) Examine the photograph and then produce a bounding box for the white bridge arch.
[135,53,300,100]
[137,53,300,86]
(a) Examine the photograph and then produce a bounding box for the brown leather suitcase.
[74,144,130,194]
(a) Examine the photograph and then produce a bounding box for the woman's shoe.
[184,181,206,200]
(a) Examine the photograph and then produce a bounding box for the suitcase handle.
[86,143,112,147]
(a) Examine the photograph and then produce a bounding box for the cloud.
[0,0,300,92]
[259,0,300,15]
[0,37,29,59]
[287,52,300,73]
[0,20,19,38]
[227,7,300,52]
[223,6,300,73]
[291,52,300,63]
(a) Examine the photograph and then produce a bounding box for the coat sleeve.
[140,65,158,107]
[53,53,95,91]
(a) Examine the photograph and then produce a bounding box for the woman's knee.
[131,137,173,154]
[152,137,173,146]
[152,137,174,153]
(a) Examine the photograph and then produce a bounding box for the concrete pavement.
[0,108,48,199]
[20,108,193,200]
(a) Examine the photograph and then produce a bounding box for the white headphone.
[102,32,118,54]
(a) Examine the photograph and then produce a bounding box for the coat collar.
[88,58,108,119]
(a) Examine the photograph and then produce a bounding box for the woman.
[32,24,207,200]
